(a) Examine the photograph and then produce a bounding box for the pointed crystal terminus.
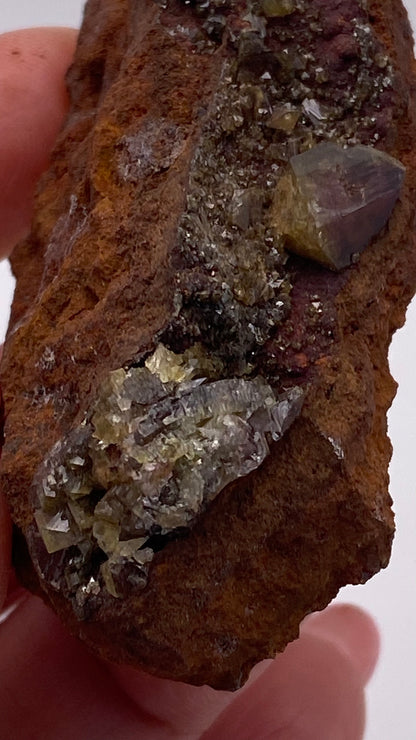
[272,142,406,270]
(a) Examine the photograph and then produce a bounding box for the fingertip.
[0,594,150,740]
[302,603,380,684]
[202,631,366,740]
[0,27,78,257]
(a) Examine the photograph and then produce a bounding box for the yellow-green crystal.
[272,142,405,270]
[267,105,300,134]
[32,344,303,601]
[262,0,296,17]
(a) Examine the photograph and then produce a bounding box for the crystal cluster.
[162,0,400,369]
[32,344,303,603]
[272,142,405,269]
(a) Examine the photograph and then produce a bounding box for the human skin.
[0,28,379,740]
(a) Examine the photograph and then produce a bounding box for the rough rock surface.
[1,0,416,689]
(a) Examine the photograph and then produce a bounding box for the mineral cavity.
[272,142,405,270]
[31,344,303,604]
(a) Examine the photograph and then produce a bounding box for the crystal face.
[272,143,405,270]
[31,344,303,604]
[262,0,296,18]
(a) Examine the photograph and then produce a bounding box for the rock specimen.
[1,0,416,689]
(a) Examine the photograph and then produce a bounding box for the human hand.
[0,28,379,740]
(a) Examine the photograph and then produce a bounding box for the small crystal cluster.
[272,142,406,269]
[31,344,303,604]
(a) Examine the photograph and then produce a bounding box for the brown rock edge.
[1,0,416,689]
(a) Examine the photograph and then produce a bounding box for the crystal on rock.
[301,98,329,126]
[31,343,304,604]
[229,188,264,231]
[272,142,405,270]
[145,344,195,384]
[262,0,296,17]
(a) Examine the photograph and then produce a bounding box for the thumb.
[201,604,379,740]
[0,27,77,258]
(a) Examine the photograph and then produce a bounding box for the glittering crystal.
[228,188,263,230]
[31,343,303,602]
[267,104,300,133]
[84,577,101,596]
[34,509,81,554]
[69,455,86,467]
[262,0,295,17]
[272,142,405,270]
[145,343,198,384]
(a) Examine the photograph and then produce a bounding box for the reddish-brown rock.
[1,0,416,689]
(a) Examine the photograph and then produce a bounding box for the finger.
[0,588,377,740]
[109,605,377,740]
[0,27,77,258]
[200,605,378,740]
[0,594,170,740]
[109,662,236,739]
[0,489,12,609]
[110,657,274,738]
[0,589,240,740]
[303,603,380,684]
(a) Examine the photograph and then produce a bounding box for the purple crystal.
[273,142,406,270]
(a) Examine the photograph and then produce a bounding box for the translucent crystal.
[92,519,121,554]
[272,142,405,270]
[301,99,329,126]
[145,344,196,384]
[31,344,304,602]
[267,104,300,133]
[34,509,81,554]
[228,188,264,230]
[262,0,295,17]
[101,546,154,598]
[67,499,95,530]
